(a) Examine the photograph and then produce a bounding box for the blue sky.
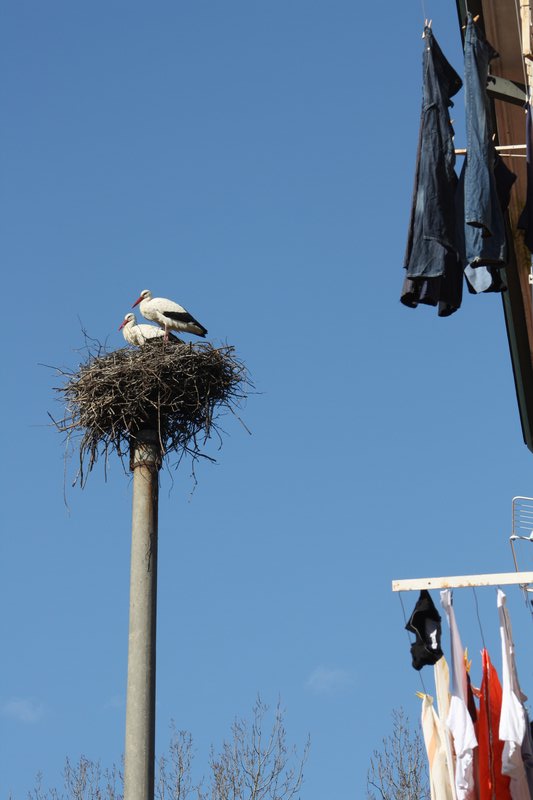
[3,2,533,797]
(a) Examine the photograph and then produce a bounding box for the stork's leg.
[164,325,169,343]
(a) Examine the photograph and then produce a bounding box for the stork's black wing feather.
[163,310,194,323]
[163,310,207,336]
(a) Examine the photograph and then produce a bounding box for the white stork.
[118,313,183,346]
[132,289,208,341]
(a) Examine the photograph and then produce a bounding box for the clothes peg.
[462,14,480,30]
[464,648,472,673]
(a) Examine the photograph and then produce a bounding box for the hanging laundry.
[457,14,515,282]
[466,666,478,726]
[518,103,533,253]
[525,730,533,800]
[405,589,444,670]
[458,154,516,294]
[401,25,464,316]
[521,725,533,800]
[441,590,478,800]
[419,691,457,800]
[434,657,459,799]
[498,589,532,800]
[472,648,511,800]
[465,664,480,800]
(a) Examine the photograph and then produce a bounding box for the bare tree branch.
[366,708,429,800]
[24,700,307,800]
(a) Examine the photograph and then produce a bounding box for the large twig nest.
[52,340,249,486]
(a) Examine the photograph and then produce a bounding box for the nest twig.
[51,340,249,487]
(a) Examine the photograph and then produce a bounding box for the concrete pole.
[124,430,161,800]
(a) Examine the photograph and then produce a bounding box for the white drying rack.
[392,571,533,592]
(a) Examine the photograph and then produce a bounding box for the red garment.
[475,649,511,800]
[466,670,480,796]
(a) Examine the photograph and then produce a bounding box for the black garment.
[518,103,533,252]
[521,709,533,798]
[401,247,463,316]
[466,672,478,724]
[405,589,444,671]
[401,26,463,316]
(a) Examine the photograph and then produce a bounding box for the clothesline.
[403,586,533,798]
[391,570,533,592]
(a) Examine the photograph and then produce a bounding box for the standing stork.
[118,313,182,346]
[132,289,207,341]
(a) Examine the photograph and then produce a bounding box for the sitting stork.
[132,289,208,341]
[118,313,182,347]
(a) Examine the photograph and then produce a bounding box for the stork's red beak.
[132,295,143,308]
[118,319,127,331]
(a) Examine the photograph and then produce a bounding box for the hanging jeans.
[462,14,510,267]
[401,26,463,315]
[458,154,516,293]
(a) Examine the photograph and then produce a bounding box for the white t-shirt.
[498,589,531,800]
[441,589,477,800]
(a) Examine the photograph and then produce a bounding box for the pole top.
[131,429,162,470]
